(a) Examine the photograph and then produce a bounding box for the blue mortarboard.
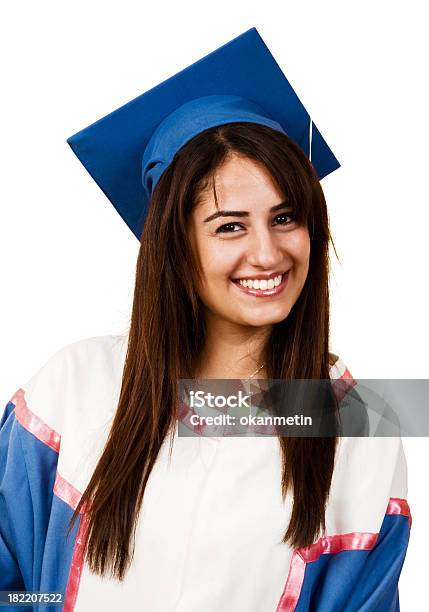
[67,27,340,240]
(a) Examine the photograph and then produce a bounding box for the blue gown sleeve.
[291,502,411,611]
[342,506,411,611]
[277,435,411,612]
[0,401,27,591]
[0,397,59,602]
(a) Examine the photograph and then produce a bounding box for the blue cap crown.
[142,94,286,198]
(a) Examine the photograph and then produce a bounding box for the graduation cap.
[67,27,340,240]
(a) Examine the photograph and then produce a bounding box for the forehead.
[195,154,284,211]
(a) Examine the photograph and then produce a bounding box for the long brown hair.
[68,122,339,579]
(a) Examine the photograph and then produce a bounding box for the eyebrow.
[203,201,291,223]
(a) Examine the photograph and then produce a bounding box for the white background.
[1,1,427,608]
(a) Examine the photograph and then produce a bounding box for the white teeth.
[238,274,283,289]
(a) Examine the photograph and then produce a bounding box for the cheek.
[198,249,227,284]
[190,240,230,302]
[196,239,243,284]
[282,228,311,266]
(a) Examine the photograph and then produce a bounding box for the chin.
[235,308,291,328]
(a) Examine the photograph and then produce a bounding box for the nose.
[246,226,284,270]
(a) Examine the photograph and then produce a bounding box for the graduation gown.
[0,334,411,611]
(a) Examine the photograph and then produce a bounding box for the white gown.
[0,334,411,611]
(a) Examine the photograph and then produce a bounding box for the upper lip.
[232,270,289,281]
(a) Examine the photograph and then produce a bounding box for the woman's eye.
[273,213,295,226]
[216,223,240,234]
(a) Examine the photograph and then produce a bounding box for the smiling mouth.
[231,272,289,297]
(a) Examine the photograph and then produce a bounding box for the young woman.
[0,31,410,612]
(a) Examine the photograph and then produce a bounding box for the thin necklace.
[245,362,265,381]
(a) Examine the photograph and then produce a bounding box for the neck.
[195,314,271,379]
